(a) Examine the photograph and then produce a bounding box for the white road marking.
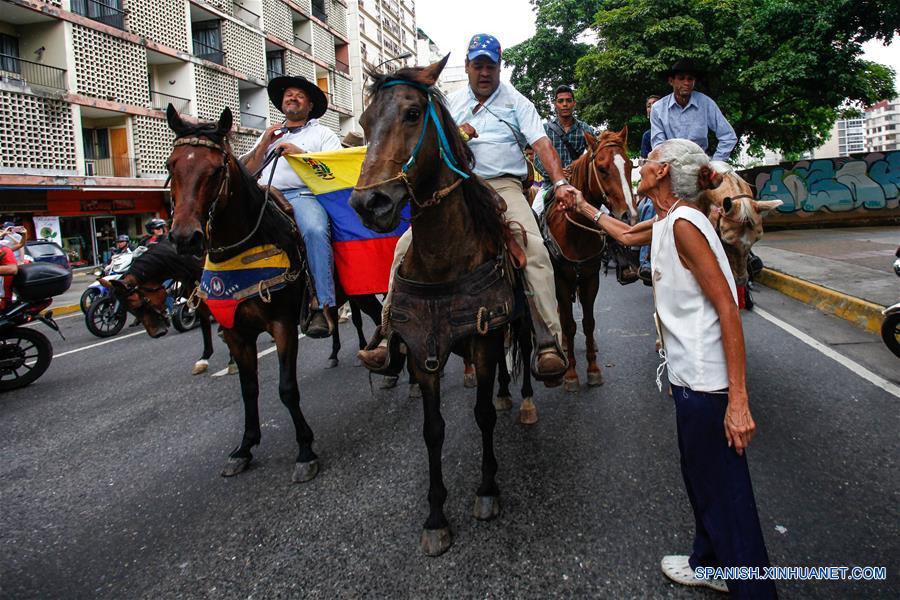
[211,333,306,377]
[755,308,900,399]
[53,330,147,358]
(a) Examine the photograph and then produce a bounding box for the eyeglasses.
[638,158,667,167]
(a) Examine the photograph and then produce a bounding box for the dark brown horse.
[543,128,635,391]
[350,57,529,556]
[165,105,323,482]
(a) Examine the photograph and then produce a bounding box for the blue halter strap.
[380,79,470,180]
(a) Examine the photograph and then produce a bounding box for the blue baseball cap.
[467,34,501,63]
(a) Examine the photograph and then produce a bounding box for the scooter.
[80,250,135,313]
[880,247,900,358]
[1,263,71,391]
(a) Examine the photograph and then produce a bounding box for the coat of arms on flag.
[285,147,409,296]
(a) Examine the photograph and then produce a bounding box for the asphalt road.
[1,281,897,599]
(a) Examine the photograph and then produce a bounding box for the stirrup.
[360,327,404,377]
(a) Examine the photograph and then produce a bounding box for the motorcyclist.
[140,218,168,247]
[111,234,132,257]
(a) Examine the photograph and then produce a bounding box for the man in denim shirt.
[650,59,737,161]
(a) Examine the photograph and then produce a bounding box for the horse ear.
[617,125,628,142]
[167,103,187,135]
[584,130,598,148]
[417,54,450,87]
[751,199,783,215]
[218,107,233,134]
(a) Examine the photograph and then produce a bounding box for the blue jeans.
[672,385,777,599]
[637,197,655,267]
[283,188,335,307]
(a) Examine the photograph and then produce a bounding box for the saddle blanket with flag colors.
[199,244,292,328]
[285,147,409,296]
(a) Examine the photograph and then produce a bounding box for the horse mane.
[129,239,202,288]
[367,69,507,247]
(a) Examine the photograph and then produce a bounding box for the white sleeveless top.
[651,205,738,391]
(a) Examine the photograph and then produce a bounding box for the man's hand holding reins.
[459,123,478,141]
[273,142,306,155]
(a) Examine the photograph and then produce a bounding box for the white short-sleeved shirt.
[252,118,341,192]
[448,82,548,180]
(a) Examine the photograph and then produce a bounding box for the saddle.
[383,257,515,374]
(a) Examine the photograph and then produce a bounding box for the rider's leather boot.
[526,294,567,386]
[306,308,332,338]
[357,325,389,370]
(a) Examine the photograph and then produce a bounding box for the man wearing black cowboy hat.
[650,59,737,162]
[243,75,341,338]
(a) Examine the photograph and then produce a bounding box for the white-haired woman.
[563,139,776,598]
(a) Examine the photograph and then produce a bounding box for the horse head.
[166,104,234,255]
[350,55,459,233]
[102,275,170,338]
[703,164,783,285]
[575,127,636,222]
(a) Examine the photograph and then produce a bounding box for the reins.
[352,79,470,211]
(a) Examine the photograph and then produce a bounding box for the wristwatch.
[592,204,610,222]
[553,178,569,190]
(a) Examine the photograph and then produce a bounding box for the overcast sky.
[416,1,900,88]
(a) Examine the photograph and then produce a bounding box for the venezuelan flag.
[285,147,409,296]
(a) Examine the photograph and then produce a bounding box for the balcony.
[293,36,312,54]
[267,69,285,80]
[240,111,266,129]
[0,54,67,91]
[192,38,225,65]
[149,90,191,114]
[232,3,260,27]
[335,59,349,75]
[84,157,138,178]
[71,0,126,30]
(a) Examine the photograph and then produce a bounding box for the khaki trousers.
[384,176,562,345]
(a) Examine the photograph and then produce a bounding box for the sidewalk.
[753,226,898,333]
[50,269,97,316]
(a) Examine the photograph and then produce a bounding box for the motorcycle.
[880,247,900,358]
[1,263,71,391]
[80,250,135,313]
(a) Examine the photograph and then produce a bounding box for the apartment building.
[346,0,416,129]
[0,0,354,267]
[866,97,900,152]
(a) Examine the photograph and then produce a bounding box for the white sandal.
[661,555,729,593]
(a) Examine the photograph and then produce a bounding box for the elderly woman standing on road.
[563,139,776,598]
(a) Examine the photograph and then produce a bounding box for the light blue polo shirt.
[649,91,737,161]
[448,82,548,180]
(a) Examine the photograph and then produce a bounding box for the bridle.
[119,281,170,323]
[353,79,470,211]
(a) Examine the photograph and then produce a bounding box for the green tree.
[508,0,898,157]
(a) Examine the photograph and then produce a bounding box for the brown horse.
[165,105,322,483]
[543,128,635,391]
[349,57,527,556]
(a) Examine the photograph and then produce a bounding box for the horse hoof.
[518,397,538,425]
[380,375,399,389]
[564,377,580,393]
[587,371,604,386]
[221,456,251,477]
[292,460,319,483]
[463,372,476,388]
[408,383,422,399]
[420,527,452,556]
[493,395,512,411]
[227,362,238,376]
[325,358,339,369]
[473,495,501,521]
[192,359,209,375]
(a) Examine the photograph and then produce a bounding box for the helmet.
[116,234,130,243]
[145,218,167,234]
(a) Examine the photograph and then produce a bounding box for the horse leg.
[221,330,261,477]
[192,303,213,375]
[472,334,501,520]
[517,316,537,425]
[494,345,512,411]
[463,358,477,389]
[556,272,580,392]
[326,305,340,369]
[349,300,366,349]
[271,320,318,482]
[416,366,451,556]
[578,270,603,386]
[408,354,421,399]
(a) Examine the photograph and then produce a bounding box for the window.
[82,128,110,160]
[193,21,224,65]
[266,51,285,79]
[71,0,126,30]
[0,34,20,73]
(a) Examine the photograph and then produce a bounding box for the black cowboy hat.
[267,75,328,120]
[661,58,705,79]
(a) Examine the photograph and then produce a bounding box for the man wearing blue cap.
[450,34,579,381]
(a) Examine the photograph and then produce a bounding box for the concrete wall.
[739,150,900,227]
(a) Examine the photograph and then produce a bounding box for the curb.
[757,268,886,333]
[45,303,81,317]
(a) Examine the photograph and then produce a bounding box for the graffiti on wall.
[743,150,900,213]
